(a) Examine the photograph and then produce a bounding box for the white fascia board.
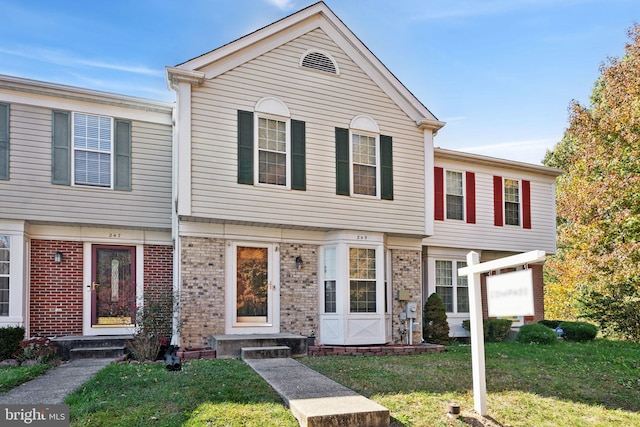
[435,147,565,177]
[0,74,173,125]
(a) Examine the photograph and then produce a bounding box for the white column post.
[466,251,487,415]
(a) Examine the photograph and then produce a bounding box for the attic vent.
[301,50,338,74]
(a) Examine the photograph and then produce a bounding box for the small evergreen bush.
[0,326,25,360]
[559,321,598,342]
[423,293,450,345]
[538,319,563,329]
[461,318,513,342]
[516,323,558,344]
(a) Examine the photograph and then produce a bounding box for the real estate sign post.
[458,250,546,416]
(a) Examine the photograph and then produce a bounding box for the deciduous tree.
[543,24,640,341]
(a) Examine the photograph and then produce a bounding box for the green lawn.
[0,363,53,393]
[63,340,639,426]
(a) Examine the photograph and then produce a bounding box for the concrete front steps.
[51,335,131,360]
[211,333,307,359]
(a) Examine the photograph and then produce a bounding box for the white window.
[504,179,521,226]
[0,236,8,316]
[73,113,113,187]
[257,116,289,186]
[349,247,377,313]
[446,170,464,220]
[435,260,469,314]
[323,247,336,313]
[351,133,378,196]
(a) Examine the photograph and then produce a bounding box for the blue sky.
[0,0,638,165]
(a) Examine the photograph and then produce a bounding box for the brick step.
[241,346,290,360]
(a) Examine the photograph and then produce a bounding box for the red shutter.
[493,176,503,226]
[465,171,476,224]
[434,167,444,221]
[522,179,531,229]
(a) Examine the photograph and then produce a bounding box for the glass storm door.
[236,246,269,323]
[91,245,136,327]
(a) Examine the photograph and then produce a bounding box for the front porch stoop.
[51,335,132,360]
[211,334,306,359]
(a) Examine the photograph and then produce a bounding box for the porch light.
[54,251,63,263]
[295,256,303,270]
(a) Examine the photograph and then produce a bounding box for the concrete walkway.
[245,358,390,427]
[0,358,114,404]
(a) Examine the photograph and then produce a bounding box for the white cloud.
[264,0,297,11]
[0,46,163,78]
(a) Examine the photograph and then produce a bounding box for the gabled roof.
[167,1,444,131]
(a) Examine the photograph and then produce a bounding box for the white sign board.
[486,269,534,317]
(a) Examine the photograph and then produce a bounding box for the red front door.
[91,245,136,327]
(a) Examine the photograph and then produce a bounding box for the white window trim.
[503,177,522,227]
[349,130,380,198]
[0,231,25,327]
[431,258,469,315]
[71,112,115,189]
[319,233,387,345]
[253,113,291,189]
[445,169,466,222]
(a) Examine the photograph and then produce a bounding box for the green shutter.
[291,119,306,191]
[237,110,254,185]
[114,119,132,191]
[51,110,71,185]
[335,127,350,195]
[0,103,8,180]
[380,135,393,200]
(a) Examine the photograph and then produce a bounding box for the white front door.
[225,243,280,334]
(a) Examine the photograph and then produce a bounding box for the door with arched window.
[91,245,136,327]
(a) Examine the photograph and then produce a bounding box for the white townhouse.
[166,2,562,348]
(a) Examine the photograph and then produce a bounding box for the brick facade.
[279,243,318,337]
[391,249,423,344]
[30,240,84,336]
[179,236,226,348]
[29,240,174,338]
[143,244,174,338]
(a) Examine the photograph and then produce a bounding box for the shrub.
[539,319,563,329]
[128,294,175,361]
[14,337,58,363]
[461,318,513,342]
[0,326,25,360]
[423,293,450,345]
[559,321,598,342]
[516,323,558,345]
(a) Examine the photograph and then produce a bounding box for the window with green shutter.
[51,111,131,189]
[335,123,393,200]
[237,106,306,190]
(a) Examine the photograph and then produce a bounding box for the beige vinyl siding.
[190,28,427,236]
[427,157,558,254]
[0,102,172,229]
